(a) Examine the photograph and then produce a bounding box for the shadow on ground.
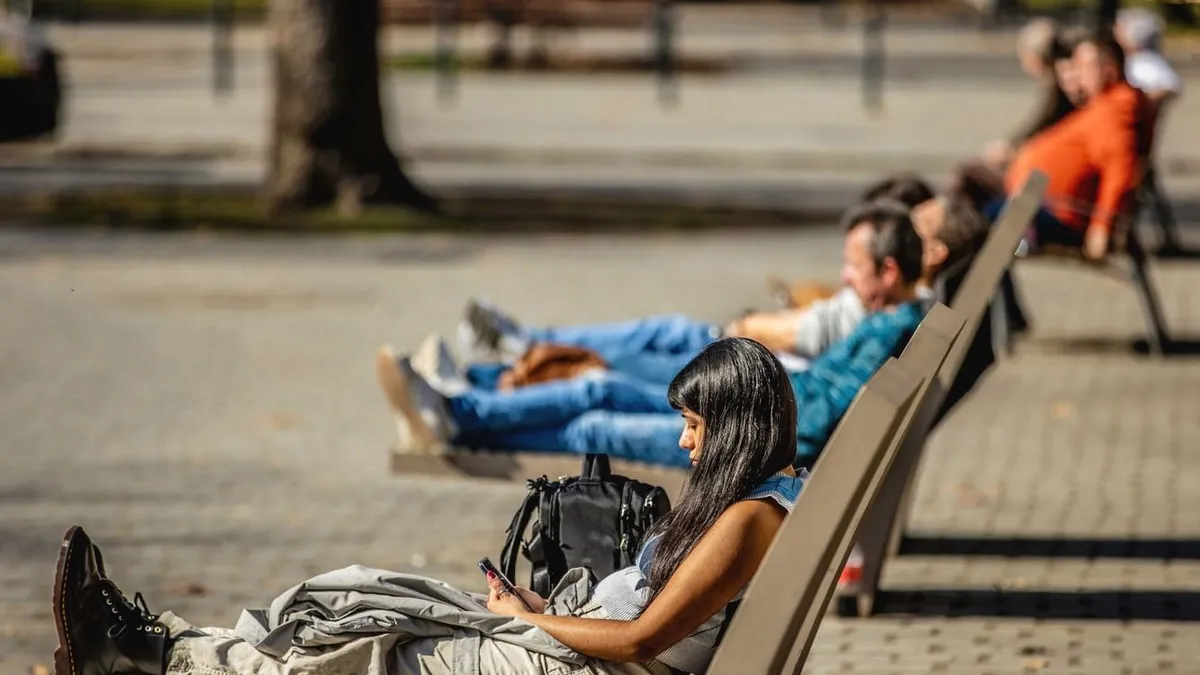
[872,589,1200,621]
[900,535,1200,561]
[1021,337,1200,357]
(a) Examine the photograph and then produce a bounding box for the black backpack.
[500,454,673,596]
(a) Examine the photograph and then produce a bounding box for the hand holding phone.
[478,557,535,612]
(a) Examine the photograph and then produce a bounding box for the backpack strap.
[618,480,635,568]
[580,453,611,483]
[499,476,547,583]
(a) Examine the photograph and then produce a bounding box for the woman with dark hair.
[53,338,803,675]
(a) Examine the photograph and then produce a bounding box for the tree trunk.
[265,0,437,215]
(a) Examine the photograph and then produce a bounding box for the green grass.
[1021,0,1199,32]
[35,0,266,17]
[0,187,829,234]
[0,53,24,77]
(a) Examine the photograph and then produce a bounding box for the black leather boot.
[52,527,169,675]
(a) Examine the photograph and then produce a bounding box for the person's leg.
[161,612,294,675]
[472,411,690,469]
[525,314,721,361]
[1032,212,1086,248]
[604,350,700,387]
[460,298,719,363]
[465,362,507,391]
[448,371,675,437]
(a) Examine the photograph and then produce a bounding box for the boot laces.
[99,581,163,638]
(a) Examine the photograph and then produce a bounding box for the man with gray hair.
[1116,7,1181,107]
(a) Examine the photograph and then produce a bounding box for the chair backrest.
[843,170,1048,618]
[943,170,1046,398]
[708,357,922,675]
[778,303,964,673]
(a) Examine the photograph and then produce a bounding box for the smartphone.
[478,557,535,612]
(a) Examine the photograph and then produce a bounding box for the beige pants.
[161,612,661,675]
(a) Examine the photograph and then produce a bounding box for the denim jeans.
[982,197,1085,248]
[447,371,688,468]
[449,370,672,435]
[525,314,721,363]
[485,411,690,469]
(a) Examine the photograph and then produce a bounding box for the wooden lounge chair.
[836,171,1048,618]
[709,323,949,674]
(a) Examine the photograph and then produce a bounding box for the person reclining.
[377,201,989,470]
[768,171,937,311]
[980,19,1082,171]
[1116,7,1181,117]
[53,339,804,675]
[980,32,1147,261]
[456,174,939,384]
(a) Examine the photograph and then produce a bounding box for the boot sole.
[376,348,443,452]
[52,525,83,675]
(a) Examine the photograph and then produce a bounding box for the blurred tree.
[1095,0,1119,31]
[265,0,437,215]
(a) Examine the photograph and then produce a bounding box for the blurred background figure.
[981,18,1078,171]
[0,6,61,142]
[1116,7,1182,107]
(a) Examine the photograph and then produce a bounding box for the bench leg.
[990,286,1012,360]
[1149,179,1184,253]
[434,0,460,103]
[1127,248,1170,356]
[653,0,678,105]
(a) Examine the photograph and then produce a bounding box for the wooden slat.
[845,170,1048,617]
[782,304,962,671]
[708,359,922,675]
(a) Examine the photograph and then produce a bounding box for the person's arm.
[1009,80,1069,146]
[725,309,807,354]
[1083,100,1141,258]
[486,499,785,663]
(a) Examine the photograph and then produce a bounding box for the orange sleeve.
[1085,104,1139,234]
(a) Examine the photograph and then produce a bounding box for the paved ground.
[3,221,1200,674]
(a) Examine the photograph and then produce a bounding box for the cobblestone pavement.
[3,225,1200,674]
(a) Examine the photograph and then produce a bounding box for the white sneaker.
[376,345,459,453]
[458,297,530,363]
[411,334,469,397]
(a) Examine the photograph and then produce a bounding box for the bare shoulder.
[711,498,788,539]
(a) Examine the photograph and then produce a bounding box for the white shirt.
[1127,51,1182,96]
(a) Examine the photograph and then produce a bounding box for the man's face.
[911,199,949,276]
[841,222,894,312]
[1055,57,1087,105]
[1074,42,1117,100]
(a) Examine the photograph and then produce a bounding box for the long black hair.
[645,337,798,594]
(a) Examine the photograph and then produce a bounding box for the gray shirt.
[784,285,935,371]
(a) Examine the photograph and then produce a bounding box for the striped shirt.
[589,471,807,674]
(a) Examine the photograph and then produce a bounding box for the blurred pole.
[820,0,846,29]
[653,0,677,106]
[212,0,234,97]
[434,0,458,105]
[861,1,885,116]
[1095,0,1119,33]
